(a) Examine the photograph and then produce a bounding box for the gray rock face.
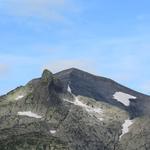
[41,69,53,83]
[0,68,150,150]
[55,68,150,118]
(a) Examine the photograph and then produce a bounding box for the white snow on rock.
[63,98,74,104]
[119,119,133,140]
[113,92,136,106]
[15,95,24,100]
[50,130,56,134]
[98,117,104,121]
[64,96,103,115]
[74,96,88,108]
[85,106,103,114]
[67,84,72,93]
[18,111,42,119]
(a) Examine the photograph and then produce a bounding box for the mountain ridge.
[55,68,150,118]
[55,67,149,97]
[0,68,150,150]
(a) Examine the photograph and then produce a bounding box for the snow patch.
[64,96,103,115]
[50,130,56,134]
[15,95,24,100]
[67,84,72,93]
[63,99,74,104]
[119,119,133,140]
[74,96,88,108]
[18,111,42,119]
[98,117,104,121]
[113,92,136,106]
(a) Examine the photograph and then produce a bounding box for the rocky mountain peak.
[0,68,150,150]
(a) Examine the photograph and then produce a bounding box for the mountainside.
[0,68,150,150]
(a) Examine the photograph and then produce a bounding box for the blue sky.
[0,0,150,95]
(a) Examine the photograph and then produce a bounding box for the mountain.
[0,68,150,150]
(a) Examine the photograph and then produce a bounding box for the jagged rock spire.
[41,69,53,83]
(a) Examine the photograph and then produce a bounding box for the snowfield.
[119,119,134,140]
[15,95,24,100]
[50,130,56,134]
[64,85,103,120]
[67,84,72,93]
[64,96,103,115]
[18,111,42,119]
[113,92,136,106]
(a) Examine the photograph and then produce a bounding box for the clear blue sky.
[0,0,150,95]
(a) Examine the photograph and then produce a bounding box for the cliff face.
[0,68,150,150]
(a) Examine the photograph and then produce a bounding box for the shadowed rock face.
[55,68,150,118]
[27,69,63,107]
[0,68,150,150]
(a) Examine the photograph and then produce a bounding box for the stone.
[41,69,53,83]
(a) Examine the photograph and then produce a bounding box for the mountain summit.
[0,68,150,150]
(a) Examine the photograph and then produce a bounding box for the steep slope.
[55,68,150,118]
[0,68,149,150]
